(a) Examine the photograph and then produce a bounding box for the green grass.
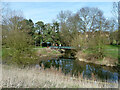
[41,50,47,54]
[83,45,119,59]
[2,47,61,60]
[40,49,60,55]
[52,50,60,54]
[104,45,118,59]
[0,49,2,57]
[105,45,119,49]
[2,48,11,57]
[35,46,46,48]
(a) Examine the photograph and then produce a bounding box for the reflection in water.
[39,51,118,83]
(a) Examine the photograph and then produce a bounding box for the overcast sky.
[7,2,114,23]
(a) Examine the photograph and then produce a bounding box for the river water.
[38,50,119,83]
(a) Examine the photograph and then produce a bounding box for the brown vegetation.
[36,48,62,57]
[2,64,118,88]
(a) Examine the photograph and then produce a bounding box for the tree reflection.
[39,57,118,82]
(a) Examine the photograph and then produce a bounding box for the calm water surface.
[38,50,119,83]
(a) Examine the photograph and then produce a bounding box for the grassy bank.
[76,45,119,66]
[2,47,62,57]
[35,48,62,57]
[34,46,46,48]
[2,47,62,64]
[104,45,119,59]
[83,45,118,59]
[2,64,118,88]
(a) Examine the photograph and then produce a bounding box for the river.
[38,50,119,83]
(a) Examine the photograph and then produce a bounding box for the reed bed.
[2,64,118,88]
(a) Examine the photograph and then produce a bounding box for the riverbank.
[35,48,63,59]
[2,64,118,88]
[75,51,118,67]
[75,45,119,67]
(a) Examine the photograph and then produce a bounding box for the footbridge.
[49,46,75,50]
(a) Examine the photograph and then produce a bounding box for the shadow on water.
[38,50,119,83]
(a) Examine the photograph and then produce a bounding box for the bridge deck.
[50,46,75,49]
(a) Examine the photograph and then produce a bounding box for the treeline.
[2,8,119,47]
[2,3,120,66]
[57,7,119,59]
[2,5,119,47]
[2,17,61,47]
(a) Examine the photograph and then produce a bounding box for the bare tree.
[2,3,24,31]
[111,2,118,20]
[77,7,106,33]
[107,18,118,45]
[57,10,73,46]
[111,2,120,45]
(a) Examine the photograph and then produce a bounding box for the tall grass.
[2,64,118,88]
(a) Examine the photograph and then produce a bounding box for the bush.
[71,34,87,51]
[86,33,107,60]
[2,30,38,66]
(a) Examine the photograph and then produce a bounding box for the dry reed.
[2,64,118,88]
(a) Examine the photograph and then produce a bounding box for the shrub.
[2,30,38,66]
[86,32,107,60]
